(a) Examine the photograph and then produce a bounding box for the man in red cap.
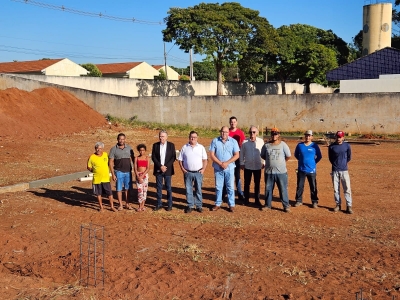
[328,131,353,214]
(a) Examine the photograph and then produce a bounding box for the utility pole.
[189,48,194,81]
[164,42,168,80]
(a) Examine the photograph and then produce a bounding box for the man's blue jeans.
[295,171,318,203]
[214,168,235,207]
[264,173,289,209]
[155,173,172,208]
[184,172,203,208]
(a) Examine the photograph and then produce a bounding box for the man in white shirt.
[178,131,208,213]
[240,126,264,207]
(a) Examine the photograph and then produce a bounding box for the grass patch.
[106,115,400,140]
[106,115,219,138]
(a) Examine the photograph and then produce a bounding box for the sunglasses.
[249,131,257,134]
[271,132,279,135]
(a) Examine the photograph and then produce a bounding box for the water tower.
[362,0,392,56]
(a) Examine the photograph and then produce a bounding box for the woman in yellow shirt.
[87,142,117,212]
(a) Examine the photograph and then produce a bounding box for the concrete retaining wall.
[1,74,399,134]
[7,74,334,97]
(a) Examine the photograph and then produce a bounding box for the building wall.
[128,62,159,79]
[156,66,180,80]
[43,58,88,76]
[1,74,398,134]
[340,76,400,93]
[6,74,334,97]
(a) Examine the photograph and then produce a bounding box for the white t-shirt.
[178,143,207,171]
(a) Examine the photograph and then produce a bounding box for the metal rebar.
[79,223,104,287]
[94,227,97,287]
[79,225,83,285]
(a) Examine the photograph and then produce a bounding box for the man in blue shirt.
[209,126,240,212]
[328,130,353,214]
[294,130,322,208]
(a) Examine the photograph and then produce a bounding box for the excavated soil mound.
[0,87,108,139]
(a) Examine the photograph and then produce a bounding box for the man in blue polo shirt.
[209,126,240,212]
[293,130,322,208]
[109,133,135,210]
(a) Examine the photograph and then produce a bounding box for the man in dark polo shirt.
[109,133,135,210]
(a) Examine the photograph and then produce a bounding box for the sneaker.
[312,203,318,209]
[261,206,271,211]
[284,207,291,213]
[185,207,192,214]
[333,204,341,212]
[346,206,353,214]
[196,207,203,213]
[294,202,302,207]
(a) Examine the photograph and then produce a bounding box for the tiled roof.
[152,65,164,70]
[96,62,143,74]
[326,47,400,81]
[0,59,63,73]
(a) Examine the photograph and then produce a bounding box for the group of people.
[87,117,353,214]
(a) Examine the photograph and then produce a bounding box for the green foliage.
[350,30,363,59]
[179,75,190,81]
[193,61,217,81]
[162,2,276,94]
[170,66,188,77]
[106,115,219,138]
[394,0,400,24]
[272,24,351,93]
[295,44,338,93]
[156,69,167,80]
[392,1,400,50]
[80,63,102,77]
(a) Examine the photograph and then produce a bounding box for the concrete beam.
[0,183,29,194]
[29,171,91,189]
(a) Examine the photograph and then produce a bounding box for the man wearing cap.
[293,130,322,208]
[178,131,208,213]
[328,131,353,214]
[209,126,240,212]
[240,125,264,206]
[260,127,291,212]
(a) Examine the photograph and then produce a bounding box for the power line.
[0,44,189,64]
[12,0,163,25]
[0,34,161,53]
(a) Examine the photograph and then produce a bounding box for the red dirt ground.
[0,88,399,299]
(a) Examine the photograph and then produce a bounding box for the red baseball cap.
[336,131,345,138]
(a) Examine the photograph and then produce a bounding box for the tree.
[350,30,363,59]
[179,75,190,81]
[155,69,167,80]
[192,60,217,81]
[294,44,338,93]
[238,20,278,82]
[393,0,400,25]
[392,1,400,49]
[80,63,102,77]
[162,2,277,95]
[272,24,351,94]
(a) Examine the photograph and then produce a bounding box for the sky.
[0,0,397,68]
